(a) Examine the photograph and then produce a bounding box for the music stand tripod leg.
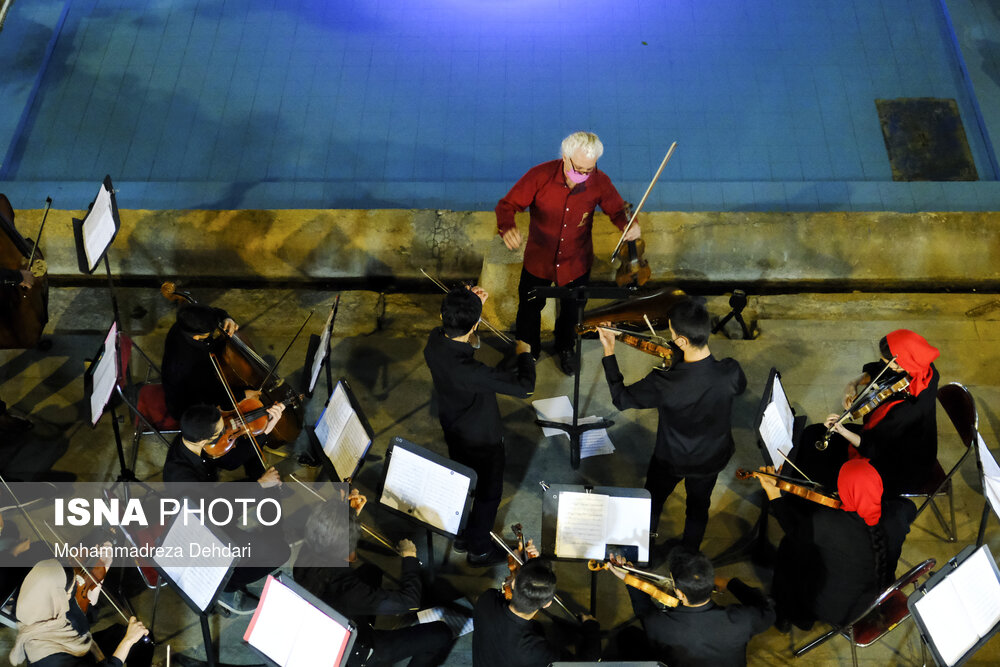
[977,500,992,547]
[200,613,217,667]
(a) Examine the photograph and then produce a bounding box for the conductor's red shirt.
[495,160,629,286]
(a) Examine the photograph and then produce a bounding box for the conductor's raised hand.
[502,227,522,251]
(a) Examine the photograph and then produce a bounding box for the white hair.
[561,132,604,161]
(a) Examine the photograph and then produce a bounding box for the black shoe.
[452,538,468,554]
[0,413,33,433]
[466,546,507,567]
[557,349,577,376]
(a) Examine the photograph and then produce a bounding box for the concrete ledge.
[10,207,1000,289]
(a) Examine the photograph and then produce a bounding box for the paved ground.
[1,286,999,665]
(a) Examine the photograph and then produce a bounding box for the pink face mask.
[566,167,591,184]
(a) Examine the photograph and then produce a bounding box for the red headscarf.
[838,458,883,526]
[864,329,939,429]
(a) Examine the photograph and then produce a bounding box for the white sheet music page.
[380,445,471,535]
[244,576,349,667]
[315,383,369,480]
[89,323,118,425]
[83,184,116,270]
[308,308,336,393]
[948,547,1000,639]
[555,491,608,559]
[155,520,232,612]
[977,434,1000,520]
[759,375,795,468]
[604,496,650,562]
[532,396,574,438]
[579,416,615,458]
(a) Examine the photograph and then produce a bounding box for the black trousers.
[366,621,453,667]
[515,267,591,357]
[446,436,504,554]
[644,457,719,550]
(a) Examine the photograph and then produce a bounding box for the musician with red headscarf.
[794,329,940,497]
[756,459,916,631]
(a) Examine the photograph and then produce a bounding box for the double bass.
[0,195,49,349]
[160,282,305,448]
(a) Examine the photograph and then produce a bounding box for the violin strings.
[209,353,268,470]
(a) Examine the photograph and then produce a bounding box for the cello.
[0,195,49,349]
[160,282,305,448]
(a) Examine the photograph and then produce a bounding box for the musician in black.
[610,547,774,666]
[423,287,535,565]
[598,296,746,549]
[293,492,453,667]
[794,329,939,496]
[472,557,600,667]
[756,458,916,631]
[161,304,239,421]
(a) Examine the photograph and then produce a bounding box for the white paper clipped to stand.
[977,433,1000,520]
[914,546,1000,666]
[155,519,233,612]
[315,383,370,479]
[381,445,471,535]
[82,183,116,270]
[245,576,350,667]
[89,322,119,425]
[308,308,336,393]
[555,491,650,561]
[758,375,795,468]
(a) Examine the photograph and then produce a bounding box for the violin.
[816,367,911,451]
[588,559,680,607]
[160,282,305,448]
[736,468,842,509]
[578,323,674,368]
[0,194,49,349]
[581,286,687,332]
[74,552,110,613]
[205,393,302,459]
[613,202,651,287]
[503,523,533,600]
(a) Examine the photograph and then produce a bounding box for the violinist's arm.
[843,373,871,410]
[725,578,776,633]
[755,467,782,502]
[824,413,861,447]
[597,325,617,357]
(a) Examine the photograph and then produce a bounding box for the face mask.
[566,168,591,184]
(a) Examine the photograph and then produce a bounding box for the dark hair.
[304,500,352,552]
[667,297,710,347]
[868,523,891,588]
[441,288,482,338]
[668,546,714,605]
[177,305,220,336]
[511,559,557,614]
[878,336,891,360]
[180,404,222,442]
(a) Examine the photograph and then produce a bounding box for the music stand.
[909,544,1000,666]
[304,296,340,400]
[83,320,136,480]
[541,483,651,615]
[244,574,357,667]
[528,284,638,469]
[713,367,801,566]
[551,663,666,667]
[151,511,239,667]
[377,436,477,573]
[306,378,374,482]
[975,433,1000,547]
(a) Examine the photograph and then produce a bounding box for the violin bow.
[287,474,397,552]
[419,268,513,345]
[489,531,579,623]
[209,353,268,470]
[611,142,677,261]
[256,311,313,392]
[24,196,52,274]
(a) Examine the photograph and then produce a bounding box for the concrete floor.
[1,286,1000,665]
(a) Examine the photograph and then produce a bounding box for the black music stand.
[83,321,135,481]
[528,284,637,469]
[975,433,1000,548]
[306,378,374,483]
[304,296,340,401]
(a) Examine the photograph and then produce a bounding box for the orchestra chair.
[114,333,179,472]
[793,558,936,666]
[901,382,979,542]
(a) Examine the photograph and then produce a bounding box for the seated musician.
[472,556,600,667]
[9,559,150,667]
[796,329,939,496]
[293,490,453,667]
[423,287,535,566]
[609,547,774,666]
[598,296,746,550]
[163,404,291,615]
[757,459,916,631]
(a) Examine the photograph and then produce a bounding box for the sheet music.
[315,383,370,480]
[245,576,350,667]
[155,519,233,612]
[89,323,118,425]
[759,375,795,468]
[417,600,475,637]
[83,183,116,269]
[381,445,471,535]
[914,546,1000,666]
[978,434,1000,520]
[579,416,615,458]
[604,496,651,562]
[555,491,608,559]
[532,396,574,437]
[308,308,336,392]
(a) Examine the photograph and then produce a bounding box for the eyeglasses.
[567,157,596,174]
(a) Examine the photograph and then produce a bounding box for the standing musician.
[9,559,150,667]
[608,547,774,666]
[795,329,939,496]
[472,556,600,667]
[293,491,453,667]
[0,268,37,433]
[756,459,916,632]
[423,287,535,566]
[496,131,640,375]
[598,297,746,550]
[163,404,290,615]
